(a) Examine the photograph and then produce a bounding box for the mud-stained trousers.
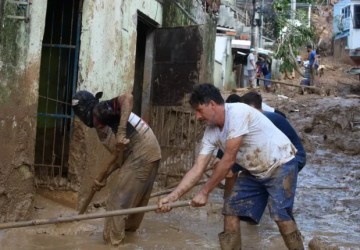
[103,159,159,246]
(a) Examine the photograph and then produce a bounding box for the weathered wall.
[0,0,47,221]
[198,21,216,84]
[161,0,216,83]
[77,0,162,96]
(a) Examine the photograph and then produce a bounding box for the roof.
[231,39,251,49]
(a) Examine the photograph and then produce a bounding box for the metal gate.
[150,102,204,186]
[34,0,82,187]
[150,26,205,185]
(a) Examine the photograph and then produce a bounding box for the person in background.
[296,54,302,66]
[256,58,272,92]
[307,44,317,86]
[226,93,286,118]
[246,48,257,88]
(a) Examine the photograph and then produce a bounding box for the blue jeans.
[223,158,298,224]
[264,73,272,87]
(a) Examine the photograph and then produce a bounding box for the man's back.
[308,50,316,66]
[263,111,306,171]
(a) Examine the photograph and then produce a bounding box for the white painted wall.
[78,0,163,99]
[334,0,360,50]
[349,2,360,49]
[26,0,48,105]
[214,35,235,90]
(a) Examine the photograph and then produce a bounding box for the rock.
[308,236,340,250]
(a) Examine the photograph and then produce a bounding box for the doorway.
[132,11,158,119]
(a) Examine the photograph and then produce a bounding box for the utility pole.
[291,0,296,20]
[251,0,258,51]
[259,0,264,48]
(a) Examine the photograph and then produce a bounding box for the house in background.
[333,0,360,64]
[213,1,251,90]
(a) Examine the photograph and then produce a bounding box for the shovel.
[79,144,125,214]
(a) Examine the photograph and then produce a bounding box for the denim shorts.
[223,158,298,224]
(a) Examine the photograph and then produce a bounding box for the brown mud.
[1,54,360,249]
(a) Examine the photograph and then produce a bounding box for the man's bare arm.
[199,136,243,196]
[167,154,212,201]
[116,93,133,145]
[157,154,212,212]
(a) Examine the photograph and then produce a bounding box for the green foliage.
[271,0,317,73]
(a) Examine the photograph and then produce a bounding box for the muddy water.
[0,144,359,249]
[296,148,360,249]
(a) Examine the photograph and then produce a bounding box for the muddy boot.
[282,229,304,250]
[218,231,241,250]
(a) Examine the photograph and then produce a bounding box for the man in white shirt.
[246,48,257,88]
[157,84,304,250]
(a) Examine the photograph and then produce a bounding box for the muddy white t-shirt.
[199,103,296,178]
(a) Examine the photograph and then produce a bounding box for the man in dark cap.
[72,90,161,246]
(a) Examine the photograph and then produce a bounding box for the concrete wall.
[214,35,236,90]
[349,2,360,50]
[0,0,47,222]
[214,61,223,89]
[333,0,360,64]
[78,0,162,96]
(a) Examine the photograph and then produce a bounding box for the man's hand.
[115,132,129,152]
[191,190,208,207]
[157,195,177,213]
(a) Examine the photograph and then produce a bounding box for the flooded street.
[0,96,359,250]
[0,147,359,250]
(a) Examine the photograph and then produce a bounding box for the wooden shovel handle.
[78,152,119,214]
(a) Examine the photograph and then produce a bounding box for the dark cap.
[72,90,103,127]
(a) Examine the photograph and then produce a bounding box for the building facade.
[0,0,216,221]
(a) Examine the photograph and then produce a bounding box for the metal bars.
[150,98,203,186]
[34,0,81,187]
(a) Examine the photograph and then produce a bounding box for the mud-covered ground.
[0,57,359,249]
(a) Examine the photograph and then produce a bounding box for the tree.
[271,0,316,76]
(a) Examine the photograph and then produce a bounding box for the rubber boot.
[218,231,241,250]
[282,229,304,250]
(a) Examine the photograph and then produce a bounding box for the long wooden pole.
[256,77,318,89]
[0,201,191,230]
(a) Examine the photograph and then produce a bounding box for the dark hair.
[226,94,242,103]
[189,83,224,108]
[240,91,262,109]
[307,44,313,49]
